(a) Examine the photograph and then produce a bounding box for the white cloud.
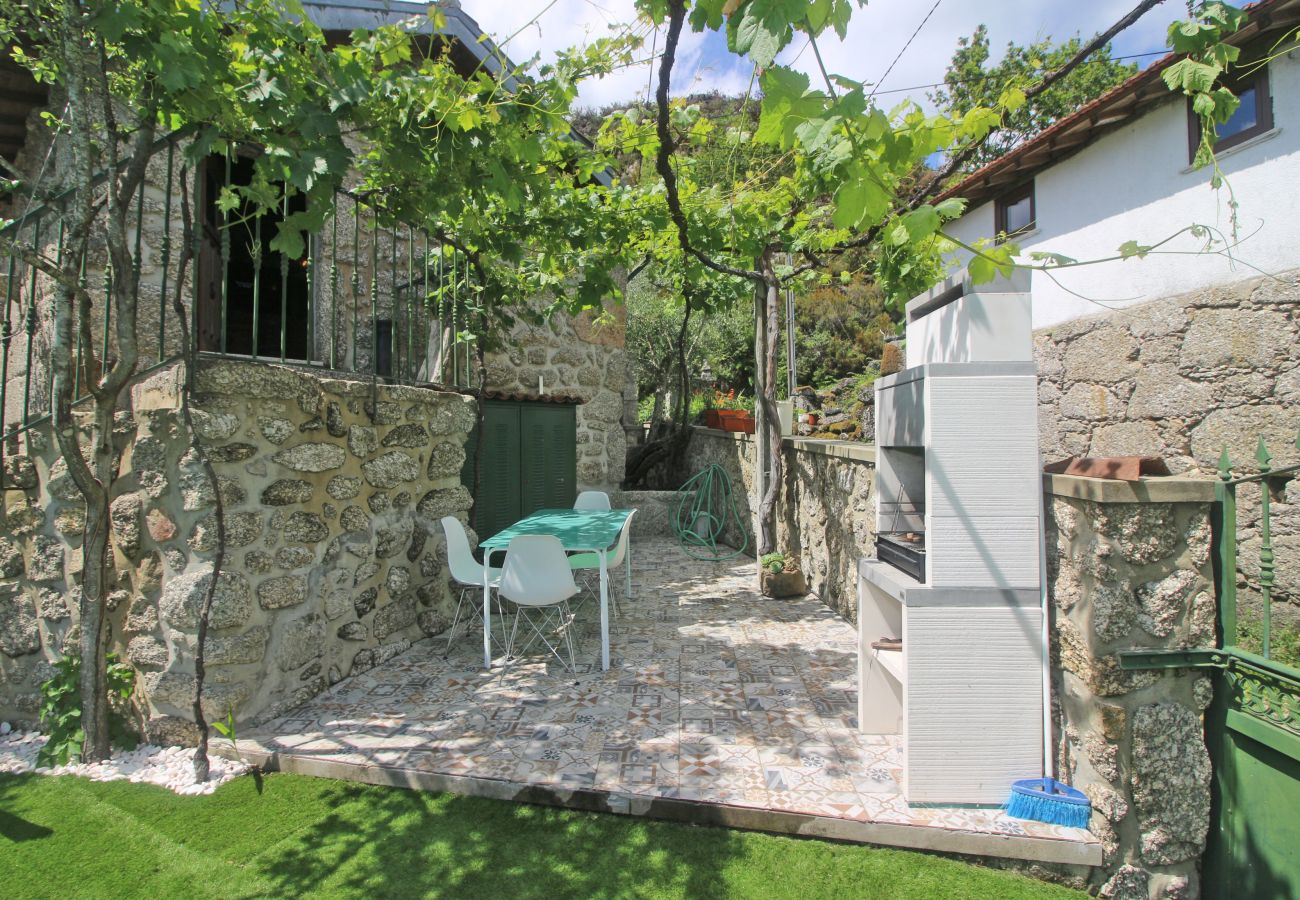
[458,0,1184,111]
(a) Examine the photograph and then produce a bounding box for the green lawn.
[0,772,1084,899]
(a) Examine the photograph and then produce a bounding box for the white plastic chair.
[573,490,612,511]
[498,534,581,672]
[440,516,504,655]
[569,509,637,616]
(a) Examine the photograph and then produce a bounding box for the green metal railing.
[0,131,478,449]
[1216,432,1300,666]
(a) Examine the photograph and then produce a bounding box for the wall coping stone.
[692,426,751,442]
[784,436,876,464]
[1043,473,1216,504]
[690,426,876,464]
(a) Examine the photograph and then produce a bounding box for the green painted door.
[1201,667,1300,899]
[462,400,577,539]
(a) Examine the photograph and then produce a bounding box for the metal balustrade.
[1217,433,1300,666]
[0,132,477,450]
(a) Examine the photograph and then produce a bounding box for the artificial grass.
[0,772,1085,899]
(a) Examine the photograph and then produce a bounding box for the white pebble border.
[0,722,248,795]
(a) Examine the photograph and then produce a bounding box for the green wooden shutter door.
[521,403,577,513]
[463,400,576,537]
[469,402,522,539]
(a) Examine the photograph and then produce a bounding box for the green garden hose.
[672,463,749,561]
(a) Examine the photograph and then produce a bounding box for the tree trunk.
[77,505,111,758]
[171,168,223,782]
[649,388,666,426]
[674,289,693,427]
[754,250,782,557]
[45,0,114,762]
[471,305,488,534]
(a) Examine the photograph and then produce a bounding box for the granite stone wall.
[1045,475,1217,899]
[681,428,756,556]
[1035,271,1299,657]
[682,428,876,622]
[0,358,474,735]
[484,302,631,490]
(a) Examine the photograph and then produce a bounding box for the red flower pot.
[704,409,723,429]
[720,410,755,434]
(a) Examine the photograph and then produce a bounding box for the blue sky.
[460,0,1184,111]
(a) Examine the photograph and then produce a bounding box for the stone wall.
[0,358,475,734]
[778,440,876,622]
[681,428,756,555]
[611,490,679,539]
[1045,475,1217,898]
[485,302,632,490]
[1035,271,1299,655]
[682,428,876,622]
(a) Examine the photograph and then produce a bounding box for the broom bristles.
[1005,778,1092,829]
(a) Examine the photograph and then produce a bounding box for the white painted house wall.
[946,50,1300,330]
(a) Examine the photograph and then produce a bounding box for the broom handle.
[1036,453,1054,781]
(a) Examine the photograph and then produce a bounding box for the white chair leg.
[505,603,578,673]
[505,605,523,661]
[443,587,470,655]
[562,601,578,669]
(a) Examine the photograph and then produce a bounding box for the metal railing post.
[351,198,360,374]
[1256,438,1274,659]
[279,191,289,362]
[1216,449,1239,648]
[251,211,262,360]
[330,204,339,369]
[220,150,231,355]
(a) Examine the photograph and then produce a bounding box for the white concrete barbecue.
[859,270,1046,806]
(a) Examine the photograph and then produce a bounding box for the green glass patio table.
[479,508,633,671]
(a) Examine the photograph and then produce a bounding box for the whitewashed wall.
[947,51,1300,330]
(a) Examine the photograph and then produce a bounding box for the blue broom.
[1005,778,1091,828]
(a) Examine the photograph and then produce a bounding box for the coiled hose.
[672,463,749,561]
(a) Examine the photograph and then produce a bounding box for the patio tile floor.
[235,537,1098,865]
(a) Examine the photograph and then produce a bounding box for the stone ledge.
[1043,473,1216,504]
[222,743,1102,867]
[690,426,877,465]
[784,437,876,464]
[692,425,751,442]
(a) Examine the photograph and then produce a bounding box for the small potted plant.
[702,389,723,429]
[716,390,755,434]
[759,552,808,598]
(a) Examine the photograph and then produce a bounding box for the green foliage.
[760,551,786,574]
[625,269,753,414]
[211,709,239,748]
[38,653,137,767]
[787,271,896,388]
[1238,612,1300,670]
[929,25,1139,173]
[1164,2,1248,178]
[708,390,753,413]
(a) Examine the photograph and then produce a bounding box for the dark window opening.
[994,181,1035,242]
[375,318,394,378]
[1187,65,1272,161]
[198,154,310,359]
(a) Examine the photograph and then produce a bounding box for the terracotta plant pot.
[805,413,819,427]
[720,410,755,434]
[703,409,723,429]
[761,568,808,598]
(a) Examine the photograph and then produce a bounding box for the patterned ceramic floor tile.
[241,537,1093,848]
